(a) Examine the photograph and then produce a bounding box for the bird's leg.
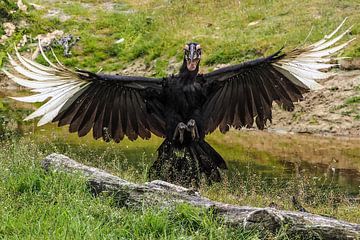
[173,122,187,143]
[186,119,199,141]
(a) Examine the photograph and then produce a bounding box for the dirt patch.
[44,9,71,22]
[120,59,155,76]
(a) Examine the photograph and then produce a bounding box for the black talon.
[187,119,199,140]
[173,122,187,143]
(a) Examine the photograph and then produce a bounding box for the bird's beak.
[187,58,199,71]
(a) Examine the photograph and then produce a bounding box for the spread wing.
[201,19,355,134]
[3,45,166,142]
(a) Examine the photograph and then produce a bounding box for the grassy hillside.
[1,0,360,74]
[1,0,360,239]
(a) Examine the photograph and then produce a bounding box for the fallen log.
[42,153,360,239]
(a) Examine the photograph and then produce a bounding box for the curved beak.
[187,58,199,71]
[186,49,200,71]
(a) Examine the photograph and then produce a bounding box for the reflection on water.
[283,160,360,194]
[228,157,360,195]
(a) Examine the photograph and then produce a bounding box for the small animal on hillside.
[3,19,356,186]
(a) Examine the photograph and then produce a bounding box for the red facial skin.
[187,59,199,71]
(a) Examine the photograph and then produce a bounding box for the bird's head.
[184,43,201,71]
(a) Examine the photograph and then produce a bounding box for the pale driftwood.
[42,153,360,239]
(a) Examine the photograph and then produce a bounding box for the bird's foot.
[173,122,187,143]
[186,119,199,141]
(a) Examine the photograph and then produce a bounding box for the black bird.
[3,19,355,186]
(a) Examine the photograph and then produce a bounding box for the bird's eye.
[184,51,190,59]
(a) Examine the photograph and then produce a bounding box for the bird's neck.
[179,59,199,81]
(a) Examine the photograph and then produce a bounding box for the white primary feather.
[310,17,348,48]
[273,65,322,90]
[7,54,70,81]
[280,64,331,79]
[50,48,66,68]
[2,42,90,126]
[287,73,323,90]
[3,69,68,88]
[14,48,55,76]
[302,39,355,58]
[22,51,59,73]
[38,41,64,71]
[274,18,355,90]
[38,102,67,126]
[273,65,309,89]
[311,26,353,52]
[290,61,337,70]
[10,82,79,103]
[24,83,84,121]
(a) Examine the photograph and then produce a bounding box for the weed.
[345,96,360,105]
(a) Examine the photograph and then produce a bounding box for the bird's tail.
[188,140,227,179]
[148,139,227,187]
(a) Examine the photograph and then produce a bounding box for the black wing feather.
[52,73,166,142]
[55,84,94,126]
[109,87,121,143]
[92,85,110,139]
[201,51,308,134]
[102,86,118,142]
[69,84,102,133]
[78,86,108,137]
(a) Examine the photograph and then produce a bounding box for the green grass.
[345,96,360,105]
[0,140,263,239]
[333,85,360,120]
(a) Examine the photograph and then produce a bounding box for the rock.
[17,0,27,12]
[248,20,260,27]
[17,35,28,47]
[115,38,125,44]
[3,22,16,37]
[31,30,64,59]
[29,3,44,10]
[0,22,16,45]
[45,9,71,22]
[339,59,360,70]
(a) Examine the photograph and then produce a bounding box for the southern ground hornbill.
[3,19,356,186]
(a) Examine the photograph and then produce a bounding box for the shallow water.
[227,156,360,195]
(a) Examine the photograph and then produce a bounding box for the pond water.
[227,156,360,196]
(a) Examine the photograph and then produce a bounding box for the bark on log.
[42,153,360,239]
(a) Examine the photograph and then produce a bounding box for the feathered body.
[164,63,205,138]
[3,19,356,186]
